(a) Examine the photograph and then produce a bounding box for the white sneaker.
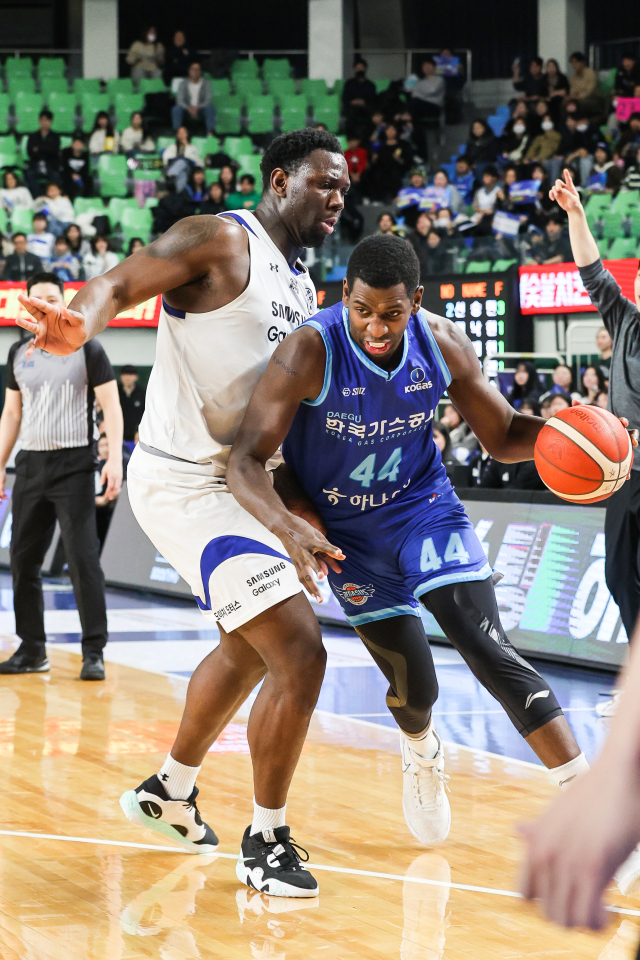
[400,728,451,846]
[614,841,640,896]
[595,691,621,718]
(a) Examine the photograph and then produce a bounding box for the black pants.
[10,448,108,656]
[355,578,562,738]
[605,470,640,640]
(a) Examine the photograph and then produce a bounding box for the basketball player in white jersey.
[16,129,350,898]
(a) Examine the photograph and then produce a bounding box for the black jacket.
[27,131,60,168]
[2,251,42,281]
[464,133,499,166]
[60,146,91,197]
[342,76,377,109]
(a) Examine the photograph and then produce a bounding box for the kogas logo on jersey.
[405,367,432,393]
[335,582,376,606]
[267,326,288,343]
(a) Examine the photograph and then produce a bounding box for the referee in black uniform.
[0,273,123,680]
[552,171,640,715]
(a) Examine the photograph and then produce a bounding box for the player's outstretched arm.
[227,326,345,603]
[519,615,640,929]
[16,216,247,356]
[549,168,600,268]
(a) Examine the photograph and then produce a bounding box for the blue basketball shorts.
[324,486,492,626]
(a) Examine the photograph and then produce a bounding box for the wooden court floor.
[0,644,638,960]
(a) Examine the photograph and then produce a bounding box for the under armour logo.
[160,773,169,781]
[270,263,279,271]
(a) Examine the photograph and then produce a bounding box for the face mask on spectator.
[576,123,589,132]
[147,31,157,42]
[542,120,554,131]
[513,123,526,135]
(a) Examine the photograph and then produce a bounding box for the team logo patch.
[335,582,376,606]
[410,367,425,384]
[304,285,315,313]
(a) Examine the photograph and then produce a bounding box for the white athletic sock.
[251,798,287,836]
[158,753,201,800]
[549,751,590,790]
[402,719,439,761]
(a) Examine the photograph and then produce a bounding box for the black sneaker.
[236,825,319,898]
[120,774,218,853]
[0,648,49,674]
[80,654,105,681]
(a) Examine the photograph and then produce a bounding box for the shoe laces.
[183,799,203,826]
[411,761,450,809]
[263,836,310,872]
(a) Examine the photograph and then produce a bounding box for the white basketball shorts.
[127,445,302,633]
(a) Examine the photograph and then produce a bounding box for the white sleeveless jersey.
[139,211,317,473]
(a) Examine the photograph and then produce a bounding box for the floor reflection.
[236,888,319,959]
[401,853,450,960]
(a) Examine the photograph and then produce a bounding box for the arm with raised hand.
[549,167,600,267]
[15,215,246,356]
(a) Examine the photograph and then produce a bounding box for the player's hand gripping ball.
[535,405,632,503]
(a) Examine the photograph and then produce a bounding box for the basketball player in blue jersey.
[15,130,350,899]
[228,234,621,845]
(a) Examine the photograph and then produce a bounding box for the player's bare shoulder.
[421,308,480,381]
[143,214,248,263]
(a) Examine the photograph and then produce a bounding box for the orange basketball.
[534,405,632,503]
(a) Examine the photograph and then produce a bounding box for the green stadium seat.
[133,168,162,181]
[121,205,153,244]
[8,77,36,101]
[262,58,291,79]
[627,209,640,238]
[231,59,259,79]
[190,136,208,157]
[200,135,221,156]
[214,97,242,135]
[5,58,33,79]
[97,154,128,198]
[492,258,518,271]
[302,78,328,101]
[596,238,610,258]
[59,135,72,149]
[107,196,129,225]
[0,136,17,159]
[0,96,11,134]
[611,191,639,214]
[73,196,105,217]
[73,78,101,101]
[210,79,231,98]
[245,95,275,135]
[10,208,33,234]
[0,148,16,170]
[602,209,624,239]
[145,196,159,208]
[106,77,134,102]
[465,260,492,273]
[234,78,264,101]
[80,93,110,133]
[139,77,167,95]
[223,136,253,159]
[331,79,344,98]
[600,67,617,98]
[336,134,348,150]
[278,94,308,132]
[608,237,638,259]
[114,93,145,130]
[157,135,175,152]
[41,77,69,100]
[374,78,391,93]
[37,57,66,78]
[48,92,78,134]
[267,78,297,101]
[205,168,219,185]
[0,208,8,234]
[584,193,611,215]
[13,94,44,133]
[237,154,263,183]
[310,95,340,131]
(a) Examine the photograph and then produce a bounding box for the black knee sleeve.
[354,616,438,735]
[420,578,563,737]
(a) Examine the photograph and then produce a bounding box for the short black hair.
[39,109,53,120]
[622,51,636,61]
[422,55,436,67]
[239,173,255,185]
[483,165,498,178]
[33,211,48,222]
[12,232,26,240]
[530,56,543,68]
[27,271,64,295]
[120,364,138,375]
[260,128,343,190]
[570,51,586,63]
[346,235,420,297]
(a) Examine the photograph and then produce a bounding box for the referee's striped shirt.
[6,338,114,451]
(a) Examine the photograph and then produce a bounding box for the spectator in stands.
[469,444,506,487]
[507,457,545,490]
[430,169,463,214]
[525,113,561,163]
[513,56,548,100]
[218,164,237,202]
[226,173,260,211]
[89,112,119,159]
[0,171,33,213]
[432,422,457,468]
[172,62,216,136]
[342,60,377,137]
[500,107,533,165]
[376,212,405,237]
[64,223,90,261]
[410,56,445,160]
[152,180,193,233]
[1,233,41,281]
[366,110,386,155]
[47,235,80,281]
[120,112,156,156]
[34,182,74,237]
[472,166,501,231]
[410,211,434,282]
[464,119,499,168]
[622,146,640,190]
[126,238,145,256]
[162,127,203,192]
[59,135,90,199]
[615,112,640,160]
[362,124,412,202]
[395,170,426,224]
[520,398,542,417]
[506,360,541,408]
[25,110,60,198]
[185,166,207,206]
[344,136,368,180]
[419,229,449,275]
[540,363,580,401]
[27,212,54,261]
[165,30,195,84]
[529,214,572,264]
[596,326,612,382]
[614,52,640,99]
[94,433,119,550]
[581,364,607,403]
[590,142,622,193]
[568,52,603,118]
[544,58,570,121]
[118,364,146,443]
[452,155,475,203]
[548,392,572,416]
[593,389,609,409]
[83,235,119,280]
[440,403,478,456]
[126,25,165,81]
[199,181,225,216]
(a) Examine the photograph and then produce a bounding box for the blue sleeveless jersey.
[282,302,452,523]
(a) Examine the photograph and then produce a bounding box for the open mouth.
[320,218,338,234]
[363,340,391,355]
